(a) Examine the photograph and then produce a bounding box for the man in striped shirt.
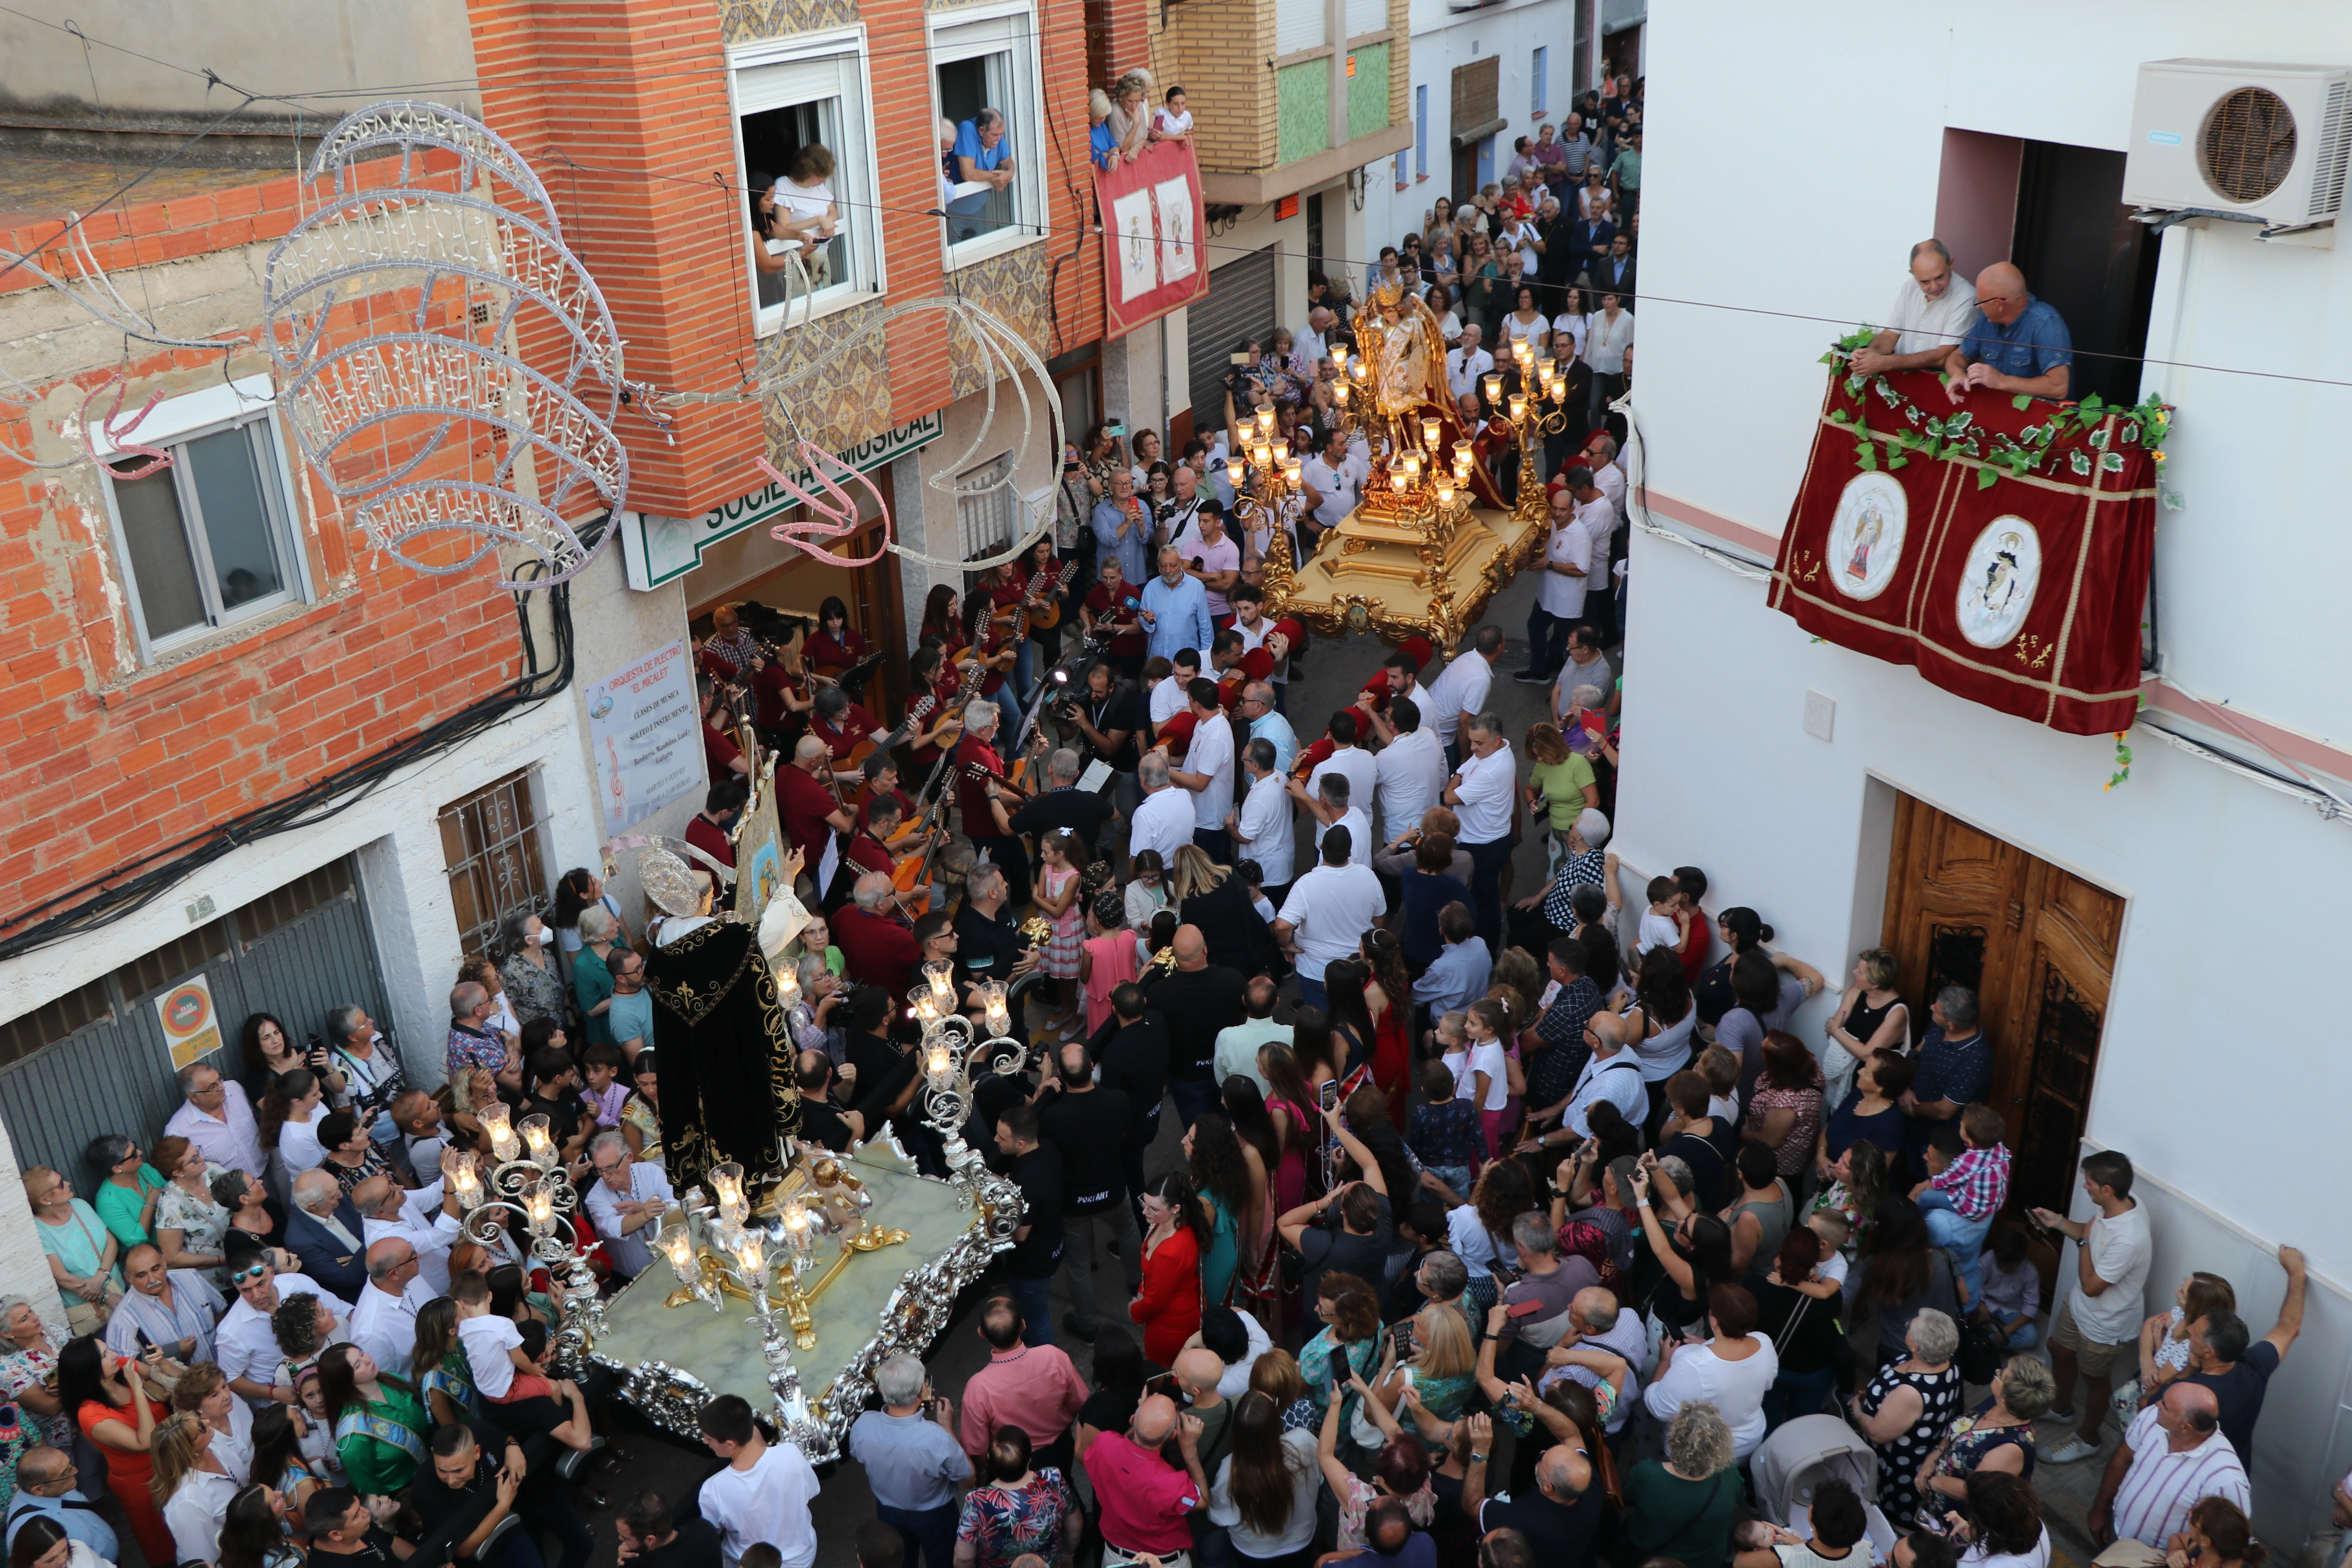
[2089,1382,2250,1550]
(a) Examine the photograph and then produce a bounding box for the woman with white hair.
[1506,806,1612,953]
[572,902,620,1046]
[1104,71,1152,164]
[1623,1399,1745,1568]
[1851,1306,1964,1527]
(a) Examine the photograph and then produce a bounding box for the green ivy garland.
[1816,329,2171,491]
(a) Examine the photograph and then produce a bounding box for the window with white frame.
[734,30,884,332]
[932,6,1045,264]
[1532,47,1548,116]
[1415,85,1429,179]
[95,375,308,657]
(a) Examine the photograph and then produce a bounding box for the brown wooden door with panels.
[1880,792,2123,1237]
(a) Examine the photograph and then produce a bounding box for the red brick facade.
[0,151,524,927]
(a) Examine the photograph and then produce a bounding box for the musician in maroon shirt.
[776,735,856,860]
[684,780,747,871]
[954,702,1027,906]
[804,596,868,673]
[834,872,923,993]
[855,755,921,837]
[808,686,888,784]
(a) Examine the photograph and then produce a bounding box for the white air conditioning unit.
[2124,60,2352,230]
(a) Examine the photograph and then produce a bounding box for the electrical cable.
[0,541,583,959]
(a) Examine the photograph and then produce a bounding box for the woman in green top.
[87,1135,166,1248]
[1623,1400,1746,1568]
[313,1343,428,1494]
[409,1298,479,1429]
[1184,1114,1259,1311]
[1523,723,1598,859]
[573,905,619,1046]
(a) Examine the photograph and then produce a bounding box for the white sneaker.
[2044,1436,2101,1464]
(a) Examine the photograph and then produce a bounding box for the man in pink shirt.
[1083,1394,1207,1563]
[955,1296,1090,1474]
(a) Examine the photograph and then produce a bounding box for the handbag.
[1956,1313,2007,1385]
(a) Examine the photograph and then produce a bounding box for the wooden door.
[1881,793,2123,1218]
[849,466,907,720]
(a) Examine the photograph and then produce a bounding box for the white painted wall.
[1366,0,1577,249]
[1630,3,2352,1543]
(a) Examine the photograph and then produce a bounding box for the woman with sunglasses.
[87,1136,167,1251]
[23,1170,123,1337]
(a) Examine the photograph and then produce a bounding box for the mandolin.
[1020,557,1084,633]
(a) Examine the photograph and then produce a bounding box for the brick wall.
[1154,0,1274,173]
[0,156,525,932]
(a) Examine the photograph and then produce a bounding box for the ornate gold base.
[1271,502,1548,648]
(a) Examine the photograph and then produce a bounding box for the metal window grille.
[1532,48,1548,115]
[956,454,1017,565]
[439,769,549,963]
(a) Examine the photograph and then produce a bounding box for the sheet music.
[816,832,840,899]
[1077,759,1113,793]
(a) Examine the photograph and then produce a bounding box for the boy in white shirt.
[699,1394,820,1568]
[1150,87,1194,144]
[1634,875,1685,957]
[453,1270,551,1404]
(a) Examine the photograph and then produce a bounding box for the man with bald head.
[1145,923,1248,1132]
[347,1235,430,1380]
[1085,1393,1206,1567]
[2089,1380,2249,1550]
[1462,1413,1598,1562]
[354,1168,465,1296]
[1942,261,2072,404]
[285,1168,369,1301]
[1849,239,1981,377]
[7,1448,119,1558]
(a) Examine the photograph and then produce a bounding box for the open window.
[93,375,310,661]
[734,29,885,333]
[932,5,1046,267]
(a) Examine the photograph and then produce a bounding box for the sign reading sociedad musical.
[620,412,943,589]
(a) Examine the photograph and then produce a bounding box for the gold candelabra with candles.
[1227,406,1312,606]
[1485,337,1576,516]
[449,1106,605,1367]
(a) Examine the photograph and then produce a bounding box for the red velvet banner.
[1767,367,2161,736]
[1095,141,1208,338]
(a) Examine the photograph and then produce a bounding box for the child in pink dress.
[1077,888,1139,1041]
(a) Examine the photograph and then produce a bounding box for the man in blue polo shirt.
[1942,261,2071,403]
[948,108,1016,239]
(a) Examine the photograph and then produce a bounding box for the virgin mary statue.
[625,839,806,1194]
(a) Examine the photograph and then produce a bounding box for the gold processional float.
[498,285,1572,1461]
[1242,280,1572,645]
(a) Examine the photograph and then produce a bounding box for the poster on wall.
[155,975,224,1071]
[1095,140,1208,336]
[584,640,701,833]
[1768,365,2163,736]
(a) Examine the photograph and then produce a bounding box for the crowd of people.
[11,59,2329,1568]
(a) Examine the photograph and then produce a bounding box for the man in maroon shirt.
[834,872,924,994]
[699,675,751,781]
[954,703,1027,906]
[684,780,747,872]
[777,735,856,862]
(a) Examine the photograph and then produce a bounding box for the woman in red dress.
[59,1337,173,1565]
[1360,927,1416,1130]
[1129,1171,1206,1367]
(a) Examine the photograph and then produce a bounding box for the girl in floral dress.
[1035,830,1084,1036]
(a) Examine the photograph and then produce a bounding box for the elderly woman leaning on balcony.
[1104,70,1152,165]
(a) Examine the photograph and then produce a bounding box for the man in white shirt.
[1446,324,1496,403]
[1445,713,1516,951]
[1296,306,1335,366]
[1228,737,1295,896]
[1128,751,1196,867]
[1584,431,1628,522]
[1421,626,1503,765]
[1849,238,1982,376]
[1370,698,1448,844]
[1299,427,1360,539]
[1168,679,1238,860]
[215,1243,352,1406]
[1561,1013,1648,1138]
[1272,829,1386,1015]
[2034,1148,2156,1464]
[583,1130,677,1281]
[1287,772,1373,869]
[164,1063,266,1178]
[1157,463,1206,551]
[1305,711,1379,822]
[348,1237,435,1381]
[2090,1383,2249,1549]
[353,1173,463,1296]
[699,1394,820,1568]
[1515,482,1593,685]
[1147,651,1198,727]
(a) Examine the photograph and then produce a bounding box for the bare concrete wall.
[0,0,480,130]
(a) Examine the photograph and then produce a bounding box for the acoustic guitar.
[1021,558,1083,633]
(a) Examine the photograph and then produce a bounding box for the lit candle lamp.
[1350,360,1368,381]
[1333,381,1350,406]
[1402,454,1421,481]
[1482,374,1503,404]
[1436,480,1456,508]
[1510,394,1527,421]
[734,1232,766,1279]
[525,1179,554,1234]
[924,1045,954,1086]
[711,1162,747,1226]
[520,1114,554,1169]
[479,1102,516,1162]
[1255,408,1275,435]
[1390,471,1407,494]
[1271,440,1288,464]
[1536,354,1555,382]
[981,979,1011,1038]
[780,1202,811,1251]
[1330,342,1348,369]
[659,1226,697,1281]
[1225,458,1245,487]
[777,965,800,1005]
[1421,416,1441,449]
[1281,458,1303,485]
[451,1155,483,1210]
[923,961,954,1003]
